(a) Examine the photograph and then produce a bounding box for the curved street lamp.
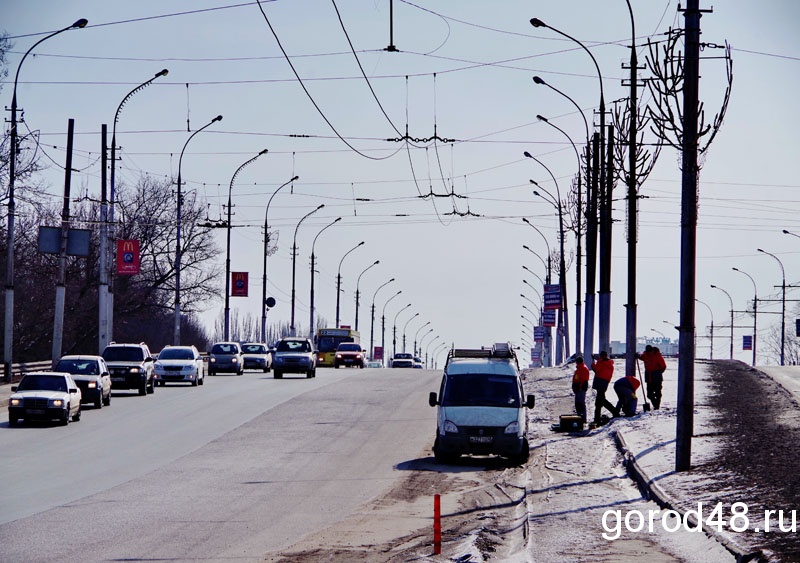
[757,248,786,365]
[522,280,542,305]
[732,266,758,366]
[695,299,714,360]
[336,241,365,328]
[261,175,299,343]
[710,284,734,360]
[355,260,380,331]
[425,335,442,368]
[309,217,342,341]
[522,265,545,288]
[101,68,168,351]
[224,149,268,341]
[392,304,412,359]
[4,17,88,381]
[370,278,395,361]
[290,204,324,336]
[402,312,420,353]
[381,290,402,367]
[413,321,431,356]
[521,219,552,283]
[174,114,223,344]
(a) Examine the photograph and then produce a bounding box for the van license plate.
[469,436,493,444]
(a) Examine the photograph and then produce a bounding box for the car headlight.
[356,354,363,359]
[129,367,141,374]
[50,399,64,408]
[336,353,342,359]
[443,420,459,434]
[154,362,163,370]
[504,421,520,435]
[10,398,21,407]
[210,357,216,363]
[232,358,238,363]
[88,381,97,389]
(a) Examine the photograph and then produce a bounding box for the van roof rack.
[447,343,517,362]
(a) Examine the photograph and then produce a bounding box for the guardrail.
[4,360,54,384]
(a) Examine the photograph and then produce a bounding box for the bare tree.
[645,28,733,159]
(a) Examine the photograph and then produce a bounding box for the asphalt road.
[0,367,440,562]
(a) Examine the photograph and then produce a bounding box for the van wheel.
[433,436,459,464]
[72,407,81,422]
[94,395,103,409]
[103,392,111,406]
[274,370,282,379]
[510,438,530,466]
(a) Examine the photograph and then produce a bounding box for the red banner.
[116,239,140,275]
[231,272,248,297]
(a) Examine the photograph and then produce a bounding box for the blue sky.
[3,1,799,364]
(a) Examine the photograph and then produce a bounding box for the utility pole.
[598,125,614,354]
[676,0,702,472]
[98,125,109,353]
[584,134,599,360]
[52,119,75,365]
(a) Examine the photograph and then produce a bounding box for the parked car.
[272,337,316,379]
[391,352,415,368]
[334,342,365,369]
[208,341,244,376]
[8,372,82,426]
[241,342,272,373]
[53,355,112,408]
[101,342,155,396]
[154,345,205,386]
[428,343,534,465]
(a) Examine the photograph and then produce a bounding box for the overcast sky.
[3,1,799,364]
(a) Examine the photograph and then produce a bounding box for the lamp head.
[72,18,89,28]
[291,175,299,181]
[522,217,530,225]
[156,69,169,78]
[334,217,342,223]
[316,204,325,210]
[259,148,269,155]
[530,18,546,28]
[533,190,541,197]
[523,244,530,250]
[710,284,717,289]
[213,115,223,122]
[523,151,533,159]
[536,114,548,122]
[373,259,380,265]
[782,229,790,234]
[532,76,546,85]
[358,241,365,246]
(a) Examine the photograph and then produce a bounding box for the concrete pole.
[52,119,75,365]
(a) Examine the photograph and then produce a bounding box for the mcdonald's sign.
[231,272,248,297]
[116,239,140,275]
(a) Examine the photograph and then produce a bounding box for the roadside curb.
[613,430,764,563]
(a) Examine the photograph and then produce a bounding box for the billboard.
[542,310,556,327]
[543,284,561,310]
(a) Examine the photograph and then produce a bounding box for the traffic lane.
[0,367,357,524]
[0,368,440,563]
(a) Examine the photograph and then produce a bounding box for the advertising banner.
[542,310,556,327]
[231,272,248,297]
[533,326,546,342]
[742,335,752,351]
[116,239,140,275]
[543,283,561,310]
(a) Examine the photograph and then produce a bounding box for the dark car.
[334,342,365,369]
[101,342,155,396]
[53,355,112,408]
[208,341,244,376]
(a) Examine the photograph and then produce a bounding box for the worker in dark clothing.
[613,375,641,417]
[637,345,667,409]
[572,357,590,424]
[591,351,618,426]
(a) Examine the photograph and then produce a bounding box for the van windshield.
[442,373,520,408]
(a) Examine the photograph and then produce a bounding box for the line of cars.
[7,340,276,427]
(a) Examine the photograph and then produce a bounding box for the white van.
[428,344,535,465]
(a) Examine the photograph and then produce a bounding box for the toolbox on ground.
[551,415,584,432]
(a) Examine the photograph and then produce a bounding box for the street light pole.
[261,176,299,343]
[4,17,88,382]
[174,114,223,345]
[224,149,268,341]
[402,313,420,353]
[710,284,734,360]
[370,278,395,360]
[355,260,379,331]
[336,241,365,328]
[381,290,402,367]
[757,248,786,366]
[531,16,606,362]
[309,217,342,341]
[732,267,758,366]
[413,321,431,356]
[103,68,169,352]
[290,205,324,336]
[420,329,435,365]
[695,299,714,360]
[392,304,412,359]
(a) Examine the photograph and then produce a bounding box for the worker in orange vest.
[613,375,641,417]
[572,357,590,424]
[637,345,667,409]
[591,351,619,425]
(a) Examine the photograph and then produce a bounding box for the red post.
[433,493,441,554]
